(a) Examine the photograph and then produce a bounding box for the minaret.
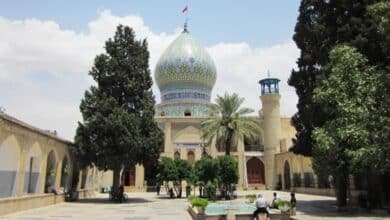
[259,74,282,190]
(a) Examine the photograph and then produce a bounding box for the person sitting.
[253,194,269,220]
[271,192,280,208]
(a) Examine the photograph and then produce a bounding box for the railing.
[244,145,264,152]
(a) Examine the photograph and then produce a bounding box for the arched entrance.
[60,156,69,188]
[284,161,291,190]
[122,166,136,186]
[44,151,57,192]
[187,151,195,165]
[0,136,21,198]
[246,157,265,184]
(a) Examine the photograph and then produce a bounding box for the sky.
[0,0,301,140]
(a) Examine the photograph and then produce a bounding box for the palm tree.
[201,92,261,155]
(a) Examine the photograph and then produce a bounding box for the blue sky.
[0,1,301,140]
[0,0,300,47]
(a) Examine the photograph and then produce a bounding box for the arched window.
[45,151,57,192]
[174,151,181,160]
[184,109,191,116]
[187,151,195,165]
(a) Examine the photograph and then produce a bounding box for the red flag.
[182,5,188,13]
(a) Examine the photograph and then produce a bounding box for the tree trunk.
[225,130,234,156]
[112,168,121,195]
[335,173,348,210]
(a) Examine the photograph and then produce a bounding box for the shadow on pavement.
[297,199,390,218]
[75,197,152,204]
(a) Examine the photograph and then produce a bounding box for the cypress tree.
[74,25,163,194]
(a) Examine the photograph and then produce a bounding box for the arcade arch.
[44,150,57,192]
[0,136,21,198]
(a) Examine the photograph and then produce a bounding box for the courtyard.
[1,191,389,220]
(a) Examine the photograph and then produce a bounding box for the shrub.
[191,197,209,208]
[188,195,196,203]
[275,199,291,211]
[245,194,256,199]
[205,181,217,200]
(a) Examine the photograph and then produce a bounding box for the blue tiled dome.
[155,31,217,103]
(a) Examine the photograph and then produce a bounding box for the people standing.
[156,183,161,196]
[290,192,297,215]
[271,192,280,208]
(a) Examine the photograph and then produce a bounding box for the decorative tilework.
[154,32,217,116]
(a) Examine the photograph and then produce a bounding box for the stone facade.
[0,112,102,215]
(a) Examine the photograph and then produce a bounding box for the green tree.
[288,0,386,156]
[194,156,219,197]
[74,25,163,194]
[157,157,177,192]
[201,93,261,155]
[312,45,388,208]
[173,158,192,198]
[216,156,239,199]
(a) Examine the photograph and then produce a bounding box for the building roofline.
[0,112,74,145]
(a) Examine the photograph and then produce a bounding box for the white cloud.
[208,41,299,117]
[0,10,299,140]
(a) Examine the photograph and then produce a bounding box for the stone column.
[164,121,172,157]
[55,160,63,190]
[237,154,244,188]
[180,146,186,160]
[135,164,145,191]
[15,148,27,196]
[38,154,48,193]
[195,147,202,161]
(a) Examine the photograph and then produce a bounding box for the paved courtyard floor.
[1,191,389,220]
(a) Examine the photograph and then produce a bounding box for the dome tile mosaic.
[154,30,217,117]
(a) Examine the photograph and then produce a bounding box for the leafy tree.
[173,158,192,198]
[216,156,239,199]
[201,93,261,155]
[312,45,388,208]
[194,156,219,184]
[157,157,177,192]
[288,0,386,156]
[74,25,163,194]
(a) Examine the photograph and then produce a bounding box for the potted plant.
[245,194,257,203]
[191,197,209,214]
[275,200,291,220]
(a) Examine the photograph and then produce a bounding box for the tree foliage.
[288,0,387,156]
[313,45,389,207]
[157,157,192,198]
[194,156,219,185]
[74,25,163,192]
[201,92,261,155]
[216,155,239,199]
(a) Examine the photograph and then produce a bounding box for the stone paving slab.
[1,191,389,220]
[0,193,191,220]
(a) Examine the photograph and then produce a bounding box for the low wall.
[188,205,288,220]
[293,187,335,197]
[0,188,97,216]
